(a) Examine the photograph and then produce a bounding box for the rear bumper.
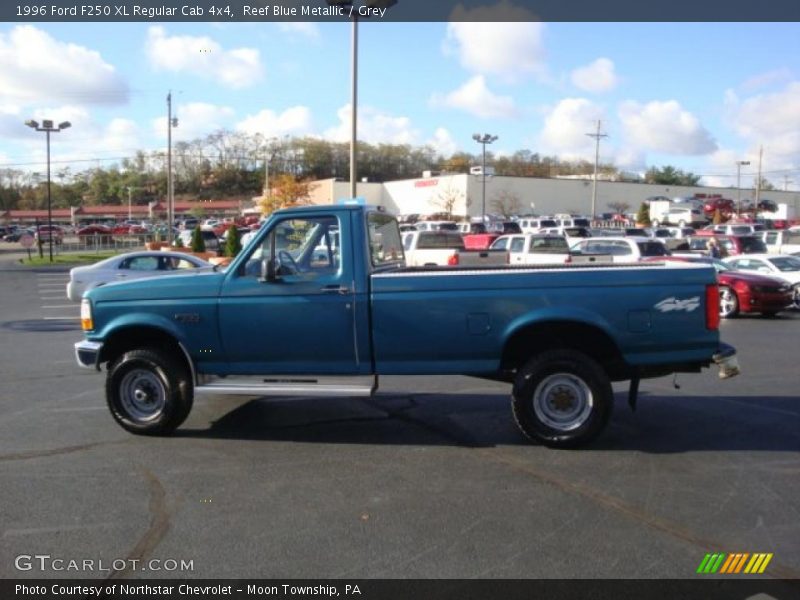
[75,340,103,370]
[712,342,739,379]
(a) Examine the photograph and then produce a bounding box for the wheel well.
[99,327,190,375]
[501,321,629,380]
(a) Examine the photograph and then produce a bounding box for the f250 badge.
[654,296,700,313]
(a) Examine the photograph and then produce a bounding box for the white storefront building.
[306,174,800,221]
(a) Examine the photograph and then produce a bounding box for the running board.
[194,374,378,398]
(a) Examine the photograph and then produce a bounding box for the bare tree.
[607,201,630,214]
[431,182,465,219]
[490,190,521,218]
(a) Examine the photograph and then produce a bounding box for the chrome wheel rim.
[119,369,166,422]
[719,288,737,317]
[533,373,593,432]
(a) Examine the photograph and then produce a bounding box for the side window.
[765,232,777,244]
[509,237,525,253]
[240,216,341,279]
[403,234,413,251]
[608,241,631,256]
[493,237,508,250]
[122,256,160,271]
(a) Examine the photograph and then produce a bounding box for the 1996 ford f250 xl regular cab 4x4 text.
[74,205,739,448]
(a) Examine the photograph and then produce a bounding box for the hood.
[85,270,225,303]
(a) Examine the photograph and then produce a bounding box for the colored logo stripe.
[698,553,773,574]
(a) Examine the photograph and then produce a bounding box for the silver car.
[66,251,212,302]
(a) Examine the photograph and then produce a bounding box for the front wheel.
[793,284,800,310]
[718,286,739,318]
[106,347,193,435]
[511,350,613,448]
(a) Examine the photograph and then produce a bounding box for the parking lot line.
[42,316,79,320]
[41,304,76,309]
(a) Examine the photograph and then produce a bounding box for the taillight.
[447,254,459,266]
[706,284,720,330]
[564,255,572,264]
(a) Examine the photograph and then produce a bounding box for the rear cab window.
[367,212,405,267]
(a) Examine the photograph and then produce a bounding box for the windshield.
[768,256,800,271]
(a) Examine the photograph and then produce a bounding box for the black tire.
[718,286,739,318]
[106,347,193,435]
[793,285,800,310]
[511,350,613,448]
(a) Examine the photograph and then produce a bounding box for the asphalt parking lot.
[0,261,798,582]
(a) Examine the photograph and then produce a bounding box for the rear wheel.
[511,350,613,448]
[106,347,193,435]
[718,286,739,318]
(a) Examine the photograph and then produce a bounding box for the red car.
[702,197,736,218]
[77,225,114,244]
[659,255,793,318]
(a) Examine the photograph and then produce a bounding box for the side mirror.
[259,257,278,282]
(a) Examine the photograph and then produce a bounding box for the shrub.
[225,226,242,258]
[190,226,206,253]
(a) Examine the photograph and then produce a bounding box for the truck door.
[218,212,363,374]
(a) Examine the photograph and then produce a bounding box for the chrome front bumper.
[75,340,103,370]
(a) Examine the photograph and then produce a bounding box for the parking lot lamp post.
[24,119,71,262]
[472,133,498,224]
[736,160,750,216]
[327,0,397,199]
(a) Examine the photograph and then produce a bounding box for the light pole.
[472,133,498,223]
[736,160,750,216]
[24,119,71,262]
[327,0,397,200]
[127,186,134,221]
[167,92,178,244]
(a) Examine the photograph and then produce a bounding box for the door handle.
[320,285,350,295]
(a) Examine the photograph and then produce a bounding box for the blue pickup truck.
[75,205,738,447]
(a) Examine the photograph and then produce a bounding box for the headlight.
[80,299,94,331]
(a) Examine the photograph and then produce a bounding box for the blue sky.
[1,19,798,190]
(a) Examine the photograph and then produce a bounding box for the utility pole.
[783,175,793,191]
[167,91,173,245]
[586,120,608,221]
[755,145,763,206]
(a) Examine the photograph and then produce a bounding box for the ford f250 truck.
[74,205,739,448]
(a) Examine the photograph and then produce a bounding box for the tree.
[636,202,651,226]
[225,225,242,258]
[490,190,521,218]
[607,201,630,215]
[190,226,206,253]
[431,183,465,219]
[258,174,313,215]
[189,205,206,220]
[644,165,701,186]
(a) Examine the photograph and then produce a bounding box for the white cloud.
[236,106,313,138]
[538,98,605,157]
[570,58,619,94]
[727,82,800,155]
[739,68,793,93]
[427,127,458,157]
[153,102,236,141]
[444,4,546,82]
[618,100,716,155]
[0,26,128,105]
[430,76,518,119]
[146,26,262,89]
[277,22,321,40]
[324,105,418,145]
[102,118,141,153]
